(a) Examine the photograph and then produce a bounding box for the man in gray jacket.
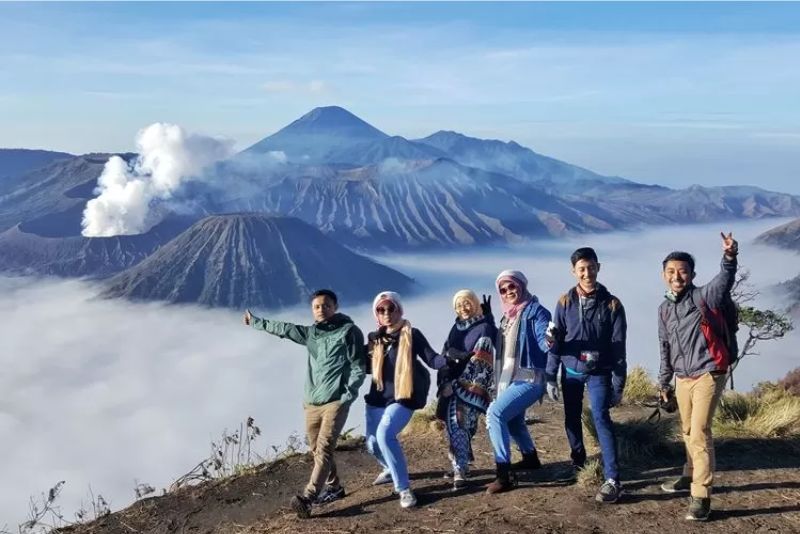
[657,232,738,522]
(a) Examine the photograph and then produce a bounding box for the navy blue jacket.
[365,327,445,410]
[546,284,627,392]
[493,297,552,398]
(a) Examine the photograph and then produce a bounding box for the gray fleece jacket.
[658,254,737,388]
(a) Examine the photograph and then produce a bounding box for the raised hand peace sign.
[720,232,738,256]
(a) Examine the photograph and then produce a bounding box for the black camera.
[659,390,678,413]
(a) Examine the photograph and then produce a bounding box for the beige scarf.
[371,319,414,400]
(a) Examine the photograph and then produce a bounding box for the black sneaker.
[511,451,542,471]
[661,476,691,493]
[570,450,586,470]
[685,497,711,521]
[595,479,623,503]
[315,485,346,505]
[290,495,312,519]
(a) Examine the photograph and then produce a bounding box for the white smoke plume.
[81,123,234,237]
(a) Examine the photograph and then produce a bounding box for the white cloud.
[262,79,330,94]
[2,218,799,523]
[267,150,287,163]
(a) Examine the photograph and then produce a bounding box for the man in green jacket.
[244,289,366,519]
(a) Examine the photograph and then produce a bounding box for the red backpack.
[661,289,739,372]
[691,290,739,372]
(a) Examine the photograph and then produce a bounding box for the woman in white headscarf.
[436,289,496,490]
[364,291,447,509]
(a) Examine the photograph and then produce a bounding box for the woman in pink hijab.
[485,270,553,494]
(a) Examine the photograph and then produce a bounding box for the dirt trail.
[62,403,800,534]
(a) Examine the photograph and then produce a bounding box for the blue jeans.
[365,403,414,492]
[487,381,544,464]
[562,370,619,481]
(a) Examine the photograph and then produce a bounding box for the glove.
[445,347,472,362]
[376,325,394,344]
[546,381,559,402]
[481,294,493,318]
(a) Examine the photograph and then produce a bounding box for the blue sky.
[1,2,799,191]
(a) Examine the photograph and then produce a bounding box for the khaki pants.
[675,372,726,498]
[303,400,350,498]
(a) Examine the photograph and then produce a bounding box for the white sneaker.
[399,489,417,508]
[453,469,467,489]
[372,469,392,486]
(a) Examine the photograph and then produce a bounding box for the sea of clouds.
[1,218,799,524]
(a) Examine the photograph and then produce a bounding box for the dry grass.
[779,367,800,396]
[622,366,659,405]
[583,407,677,464]
[575,458,604,488]
[714,385,800,439]
[402,400,443,436]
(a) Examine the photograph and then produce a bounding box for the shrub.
[582,407,677,463]
[779,367,800,396]
[713,387,800,439]
[622,366,659,405]
[402,400,443,435]
[575,458,603,488]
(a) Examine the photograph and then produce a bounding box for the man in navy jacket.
[546,247,627,504]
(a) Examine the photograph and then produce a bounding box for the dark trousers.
[562,370,619,481]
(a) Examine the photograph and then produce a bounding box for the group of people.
[243,231,739,523]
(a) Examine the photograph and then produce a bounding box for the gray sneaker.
[595,479,623,503]
[315,485,345,504]
[685,497,711,521]
[661,476,691,493]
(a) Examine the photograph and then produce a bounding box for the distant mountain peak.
[296,105,367,123]
[244,106,388,161]
[420,130,524,152]
[280,106,387,137]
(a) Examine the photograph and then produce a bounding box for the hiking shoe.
[661,476,691,493]
[685,497,711,521]
[372,469,392,485]
[452,470,467,490]
[511,450,542,471]
[595,479,623,503]
[399,489,417,508]
[315,485,345,504]
[444,467,469,479]
[290,494,312,519]
[570,450,586,470]
[486,463,517,494]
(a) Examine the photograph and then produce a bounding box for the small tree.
[729,269,794,389]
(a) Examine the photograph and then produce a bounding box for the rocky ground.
[60,402,800,534]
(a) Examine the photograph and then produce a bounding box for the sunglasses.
[376,305,396,314]
[499,284,518,295]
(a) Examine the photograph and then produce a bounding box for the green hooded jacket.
[251,312,366,406]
